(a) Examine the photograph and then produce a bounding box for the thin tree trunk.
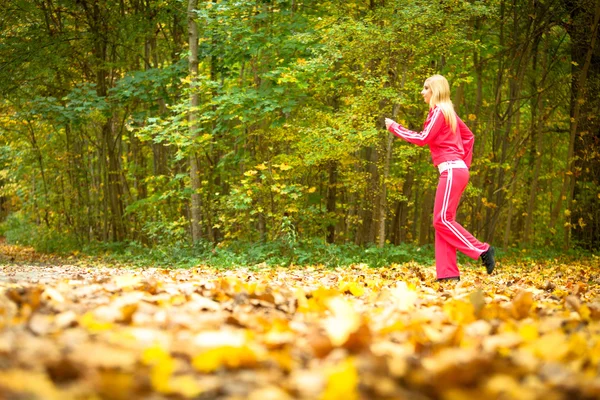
[418,188,434,246]
[104,120,126,241]
[326,161,337,244]
[188,0,202,242]
[524,36,547,245]
[503,172,517,247]
[378,131,394,248]
[25,122,50,227]
[398,168,414,243]
[472,26,485,237]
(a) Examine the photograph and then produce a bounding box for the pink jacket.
[387,106,474,168]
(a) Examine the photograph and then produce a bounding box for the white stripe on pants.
[433,167,488,279]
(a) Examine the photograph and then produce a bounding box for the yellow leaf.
[526,332,568,361]
[389,281,418,311]
[339,281,365,297]
[579,304,591,321]
[113,274,142,289]
[569,332,588,358]
[518,323,539,342]
[589,340,600,366]
[192,345,259,372]
[98,370,135,400]
[169,375,203,398]
[379,320,405,335]
[484,374,535,400]
[141,344,171,365]
[0,370,62,400]
[443,299,476,325]
[321,358,359,400]
[511,290,534,320]
[79,311,114,332]
[294,288,310,312]
[323,297,361,346]
[142,345,174,393]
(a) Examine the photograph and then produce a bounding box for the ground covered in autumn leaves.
[1,243,600,400]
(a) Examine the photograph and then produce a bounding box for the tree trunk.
[418,188,434,246]
[503,172,517,247]
[104,121,126,241]
[523,35,548,245]
[377,131,394,248]
[188,0,202,243]
[398,168,414,243]
[326,161,337,244]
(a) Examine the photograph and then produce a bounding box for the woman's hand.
[385,118,395,129]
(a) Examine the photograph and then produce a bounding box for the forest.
[1,0,599,256]
[2,2,600,399]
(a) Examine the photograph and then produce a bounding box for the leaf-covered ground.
[1,243,600,400]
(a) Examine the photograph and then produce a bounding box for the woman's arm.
[457,116,474,168]
[385,107,444,147]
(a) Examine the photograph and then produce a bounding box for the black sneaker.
[481,246,495,274]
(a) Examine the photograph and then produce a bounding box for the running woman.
[385,74,495,281]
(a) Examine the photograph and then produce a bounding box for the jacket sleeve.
[387,107,444,147]
[457,116,474,168]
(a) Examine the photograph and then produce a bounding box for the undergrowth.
[1,213,595,269]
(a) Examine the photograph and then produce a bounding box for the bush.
[0,213,81,254]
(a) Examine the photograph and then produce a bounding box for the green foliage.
[79,238,436,269]
[1,0,598,255]
[0,213,81,254]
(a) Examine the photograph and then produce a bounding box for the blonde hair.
[425,75,457,134]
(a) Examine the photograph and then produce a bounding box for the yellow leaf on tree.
[321,358,359,400]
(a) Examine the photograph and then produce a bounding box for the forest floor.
[1,241,599,400]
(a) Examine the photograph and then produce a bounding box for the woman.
[385,74,495,281]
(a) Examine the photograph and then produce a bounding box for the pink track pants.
[434,167,489,279]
